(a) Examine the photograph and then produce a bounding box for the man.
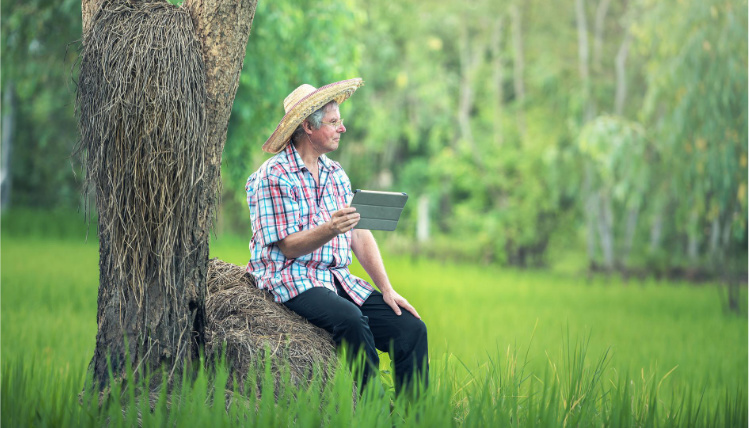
[245,78,428,394]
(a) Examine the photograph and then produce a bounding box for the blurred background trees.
[2,0,82,208]
[2,0,746,277]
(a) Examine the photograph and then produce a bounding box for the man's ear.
[302,120,313,134]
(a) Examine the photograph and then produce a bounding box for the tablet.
[350,189,408,231]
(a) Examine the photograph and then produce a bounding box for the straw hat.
[262,78,364,153]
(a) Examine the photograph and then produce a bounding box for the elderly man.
[245,78,428,394]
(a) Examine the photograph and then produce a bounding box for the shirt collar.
[285,143,337,172]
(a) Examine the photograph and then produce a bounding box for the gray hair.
[291,101,338,143]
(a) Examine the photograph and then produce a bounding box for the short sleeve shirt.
[246,143,374,305]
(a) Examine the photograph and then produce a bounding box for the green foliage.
[578,116,653,267]
[579,116,649,206]
[221,0,364,214]
[3,0,747,272]
[1,0,83,208]
[636,0,748,265]
[1,207,96,239]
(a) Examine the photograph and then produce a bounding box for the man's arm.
[277,207,359,259]
[351,229,421,319]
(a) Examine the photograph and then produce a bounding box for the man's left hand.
[382,289,421,319]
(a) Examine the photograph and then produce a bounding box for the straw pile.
[205,259,337,394]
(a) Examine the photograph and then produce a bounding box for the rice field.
[1,211,747,426]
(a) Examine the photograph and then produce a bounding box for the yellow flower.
[427,37,443,51]
[396,72,408,89]
[738,183,747,204]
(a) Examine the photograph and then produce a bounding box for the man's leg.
[283,286,380,387]
[337,286,429,395]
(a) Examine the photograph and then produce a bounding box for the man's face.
[308,104,346,154]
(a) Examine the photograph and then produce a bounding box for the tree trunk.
[592,0,611,74]
[1,81,15,210]
[81,0,257,389]
[491,16,505,147]
[597,192,615,270]
[649,206,663,253]
[583,167,599,264]
[457,23,488,171]
[417,194,430,243]
[510,2,526,135]
[577,0,601,270]
[457,25,477,154]
[621,207,639,267]
[709,215,721,256]
[614,30,632,116]
[687,210,700,262]
[575,0,594,123]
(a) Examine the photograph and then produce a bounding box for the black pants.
[283,279,428,394]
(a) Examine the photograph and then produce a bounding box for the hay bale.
[205,259,337,394]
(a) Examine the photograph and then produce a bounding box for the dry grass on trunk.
[205,259,337,396]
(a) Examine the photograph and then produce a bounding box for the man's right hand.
[328,206,360,234]
[277,206,360,259]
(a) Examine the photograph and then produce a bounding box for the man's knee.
[389,316,428,358]
[404,317,428,346]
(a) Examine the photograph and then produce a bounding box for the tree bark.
[1,81,15,210]
[622,208,639,267]
[491,16,505,146]
[417,195,430,243]
[583,167,599,263]
[592,0,611,73]
[81,0,257,388]
[687,210,700,262]
[457,23,485,168]
[649,206,663,253]
[81,0,100,35]
[614,30,632,116]
[457,25,476,150]
[577,0,600,268]
[597,191,615,269]
[510,2,526,135]
[709,216,721,256]
[575,0,594,122]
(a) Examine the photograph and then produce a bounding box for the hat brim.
[262,78,364,154]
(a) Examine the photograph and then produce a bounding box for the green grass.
[2,211,747,426]
[211,233,748,398]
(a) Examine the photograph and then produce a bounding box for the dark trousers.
[283,279,428,394]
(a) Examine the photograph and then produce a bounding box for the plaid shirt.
[246,143,375,305]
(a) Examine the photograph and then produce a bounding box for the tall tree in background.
[638,0,747,269]
[576,0,646,270]
[78,0,257,388]
[1,0,82,208]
